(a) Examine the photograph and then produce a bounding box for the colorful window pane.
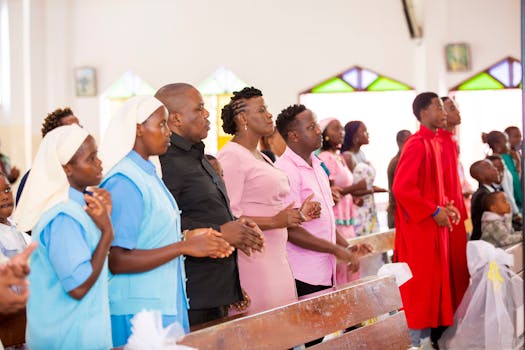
[104,71,155,99]
[199,67,247,95]
[512,61,522,87]
[361,69,379,89]
[489,60,510,87]
[451,56,521,91]
[197,68,248,152]
[342,69,359,88]
[458,73,504,90]
[367,77,411,91]
[311,77,354,93]
[305,66,412,93]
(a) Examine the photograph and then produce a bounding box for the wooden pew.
[178,275,411,350]
[0,309,26,347]
[346,229,395,257]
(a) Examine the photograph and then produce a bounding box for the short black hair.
[505,126,520,135]
[469,160,487,180]
[396,129,411,145]
[276,104,307,141]
[221,87,263,135]
[41,107,74,137]
[483,191,504,211]
[486,155,502,162]
[412,92,438,121]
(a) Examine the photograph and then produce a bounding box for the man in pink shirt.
[275,104,364,295]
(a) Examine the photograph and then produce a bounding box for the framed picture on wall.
[445,43,471,72]
[75,67,97,96]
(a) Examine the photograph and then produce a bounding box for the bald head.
[155,83,195,113]
[155,83,210,144]
[470,159,499,184]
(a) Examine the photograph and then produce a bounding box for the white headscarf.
[99,95,165,176]
[13,124,90,232]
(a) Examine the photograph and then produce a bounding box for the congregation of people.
[0,84,523,349]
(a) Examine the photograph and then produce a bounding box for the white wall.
[0,0,521,172]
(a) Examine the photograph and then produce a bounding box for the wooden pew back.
[347,229,395,256]
[178,275,411,350]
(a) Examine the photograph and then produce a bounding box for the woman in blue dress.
[14,124,113,349]
[99,95,234,347]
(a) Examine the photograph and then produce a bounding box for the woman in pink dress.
[217,87,319,313]
[318,118,366,284]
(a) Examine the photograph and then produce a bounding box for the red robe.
[437,129,469,311]
[393,125,454,329]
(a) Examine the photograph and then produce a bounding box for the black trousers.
[295,279,332,347]
[188,305,228,327]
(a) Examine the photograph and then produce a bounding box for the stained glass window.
[302,66,413,93]
[450,56,521,91]
[100,71,156,138]
[198,67,248,152]
[104,71,155,98]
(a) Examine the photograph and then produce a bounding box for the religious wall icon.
[445,43,471,72]
[75,67,97,97]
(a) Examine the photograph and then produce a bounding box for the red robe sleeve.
[393,136,437,223]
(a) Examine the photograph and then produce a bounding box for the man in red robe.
[437,97,469,313]
[393,92,459,349]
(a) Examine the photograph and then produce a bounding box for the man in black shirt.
[156,83,264,327]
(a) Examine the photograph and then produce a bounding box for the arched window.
[99,71,155,137]
[449,56,522,184]
[198,67,247,154]
[300,66,416,223]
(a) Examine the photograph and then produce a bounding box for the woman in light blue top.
[13,124,113,350]
[99,95,234,347]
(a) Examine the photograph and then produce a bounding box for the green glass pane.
[105,72,155,98]
[367,77,410,91]
[199,76,225,95]
[311,78,354,93]
[199,67,248,95]
[105,80,133,98]
[134,83,155,95]
[458,73,504,90]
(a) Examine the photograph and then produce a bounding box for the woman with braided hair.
[217,87,320,313]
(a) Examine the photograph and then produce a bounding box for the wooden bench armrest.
[347,229,395,256]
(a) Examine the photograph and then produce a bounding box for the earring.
[244,124,248,131]
[324,136,330,141]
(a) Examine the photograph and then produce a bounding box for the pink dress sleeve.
[217,146,246,218]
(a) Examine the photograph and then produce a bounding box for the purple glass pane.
[342,68,359,88]
[489,60,510,87]
[512,61,522,87]
[361,69,378,89]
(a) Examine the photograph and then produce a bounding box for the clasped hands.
[274,193,321,228]
[335,243,373,273]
